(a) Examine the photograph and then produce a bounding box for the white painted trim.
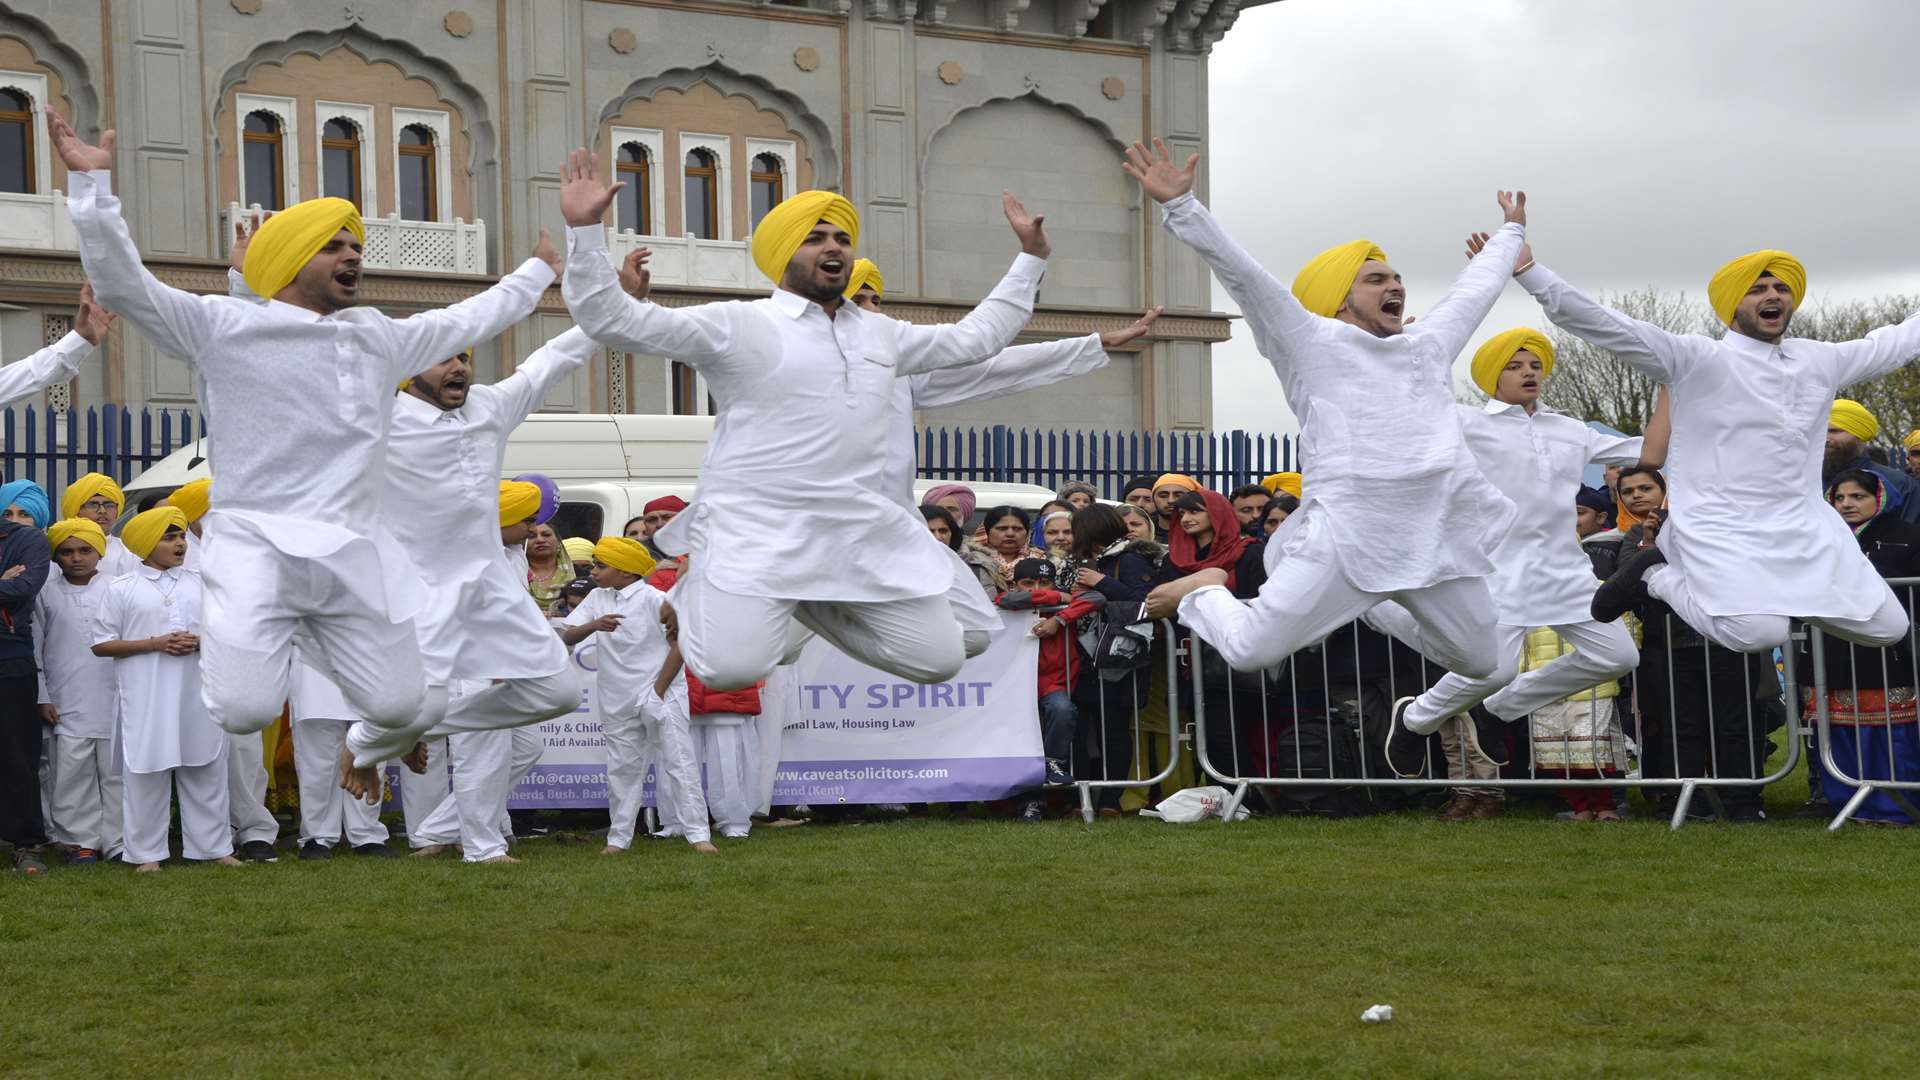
[311,100,376,213]
[391,106,453,223]
[0,71,51,196]
[676,131,732,240]
[608,125,666,236]
[235,92,299,208]
[743,136,797,230]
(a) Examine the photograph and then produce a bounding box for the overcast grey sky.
[1204,0,1920,435]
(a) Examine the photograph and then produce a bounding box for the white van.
[122,413,1066,539]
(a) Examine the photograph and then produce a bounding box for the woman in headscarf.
[1037,509,1075,573]
[1068,503,1172,813]
[1166,489,1263,599]
[1802,469,1920,823]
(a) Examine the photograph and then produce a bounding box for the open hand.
[46,109,113,172]
[1100,305,1164,349]
[559,148,623,228]
[1003,192,1049,259]
[1497,190,1527,227]
[1121,138,1198,204]
[1464,231,1534,277]
[74,283,114,344]
[531,228,562,280]
[619,248,653,300]
[228,210,273,272]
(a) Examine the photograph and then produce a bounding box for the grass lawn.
[4,770,1914,1079]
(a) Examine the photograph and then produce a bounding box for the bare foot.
[690,840,719,854]
[135,862,162,873]
[410,844,456,858]
[1144,568,1228,620]
[213,855,244,867]
[476,854,520,864]
[401,741,431,775]
[337,746,382,805]
[601,844,625,855]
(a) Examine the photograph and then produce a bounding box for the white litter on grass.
[1360,1005,1394,1024]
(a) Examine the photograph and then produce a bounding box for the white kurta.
[386,329,594,682]
[1159,192,1521,592]
[563,580,669,722]
[90,566,222,774]
[34,573,118,740]
[562,224,1044,602]
[1456,401,1642,626]
[68,168,556,640]
[0,331,92,406]
[97,536,142,579]
[1520,263,1920,621]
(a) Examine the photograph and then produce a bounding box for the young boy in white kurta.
[288,656,391,857]
[34,518,121,863]
[560,537,711,853]
[90,507,238,871]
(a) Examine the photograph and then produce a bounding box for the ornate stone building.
[0,0,1260,429]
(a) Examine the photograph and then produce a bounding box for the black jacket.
[0,522,51,676]
[1085,540,1164,605]
[1802,511,1920,693]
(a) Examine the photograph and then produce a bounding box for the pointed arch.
[597,64,840,192]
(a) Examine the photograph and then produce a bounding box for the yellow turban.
[1904,430,1920,452]
[562,536,595,565]
[1153,474,1199,494]
[167,478,211,524]
[1470,328,1556,397]
[122,506,188,560]
[59,472,125,520]
[751,190,860,285]
[1261,472,1302,498]
[499,480,541,527]
[592,536,656,576]
[1292,240,1389,319]
[1707,250,1805,327]
[1830,399,1880,442]
[844,258,884,300]
[242,197,366,301]
[46,517,106,556]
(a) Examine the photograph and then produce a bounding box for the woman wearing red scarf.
[1166,490,1265,597]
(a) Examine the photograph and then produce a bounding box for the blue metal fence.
[915,425,1297,498]
[0,404,201,506]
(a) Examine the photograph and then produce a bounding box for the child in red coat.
[996,558,1105,814]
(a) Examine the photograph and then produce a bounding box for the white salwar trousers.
[291,718,390,848]
[122,759,232,865]
[399,736,449,844]
[694,715,759,838]
[642,690,711,846]
[226,730,279,846]
[1178,514,1502,682]
[1645,564,1910,653]
[48,734,122,856]
[413,725,542,862]
[1367,606,1639,733]
[603,707,649,850]
[674,572,963,692]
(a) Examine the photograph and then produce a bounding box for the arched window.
[683,148,717,240]
[321,117,362,209]
[398,123,437,221]
[0,88,33,195]
[615,142,651,234]
[242,110,285,210]
[749,153,783,231]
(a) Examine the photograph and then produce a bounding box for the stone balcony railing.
[605,227,773,292]
[221,203,489,276]
[0,190,77,250]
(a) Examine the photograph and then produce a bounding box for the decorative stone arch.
[210,27,496,221]
[0,5,100,131]
[596,64,839,193]
[920,89,1138,209]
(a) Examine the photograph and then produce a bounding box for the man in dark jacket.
[1825,400,1920,526]
[0,496,53,873]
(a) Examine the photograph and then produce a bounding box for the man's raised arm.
[1124,139,1313,371]
[891,191,1050,377]
[1504,240,1693,384]
[0,284,111,408]
[381,230,559,387]
[489,327,599,426]
[909,307,1159,409]
[1406,191,1527,359]
[52,111,219,362]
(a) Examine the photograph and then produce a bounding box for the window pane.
[400,154,430,221]
[0,120,28,194]
[618,142,646,165]
[323,117,355,140]
[243,140,281,209]
[684,176,713,239]
[244,111,278,134]
[322,146,355,202]
[0,88,29,112]
[616,181,641,234]
[400,124,432,147]
[751,180,777,230]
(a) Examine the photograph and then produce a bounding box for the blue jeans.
[1038,690,1077,763]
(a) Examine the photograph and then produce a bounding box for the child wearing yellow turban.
[47,517,107,557]
[60,472,124,523]
[1470,328,1554,398]
[39,515,120,863]
[843,258,884,301]
[591,536,656,577]
[166,477,211,525]
[498,480,542,528]
[121,506,189,561]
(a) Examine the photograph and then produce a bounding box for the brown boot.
[1437,792,1477,822]
[1467,794,1505,821]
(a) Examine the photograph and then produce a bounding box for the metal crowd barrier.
[1032,611,1185,823]
[1183,615,1801,832]
[1807,577,1920,832]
